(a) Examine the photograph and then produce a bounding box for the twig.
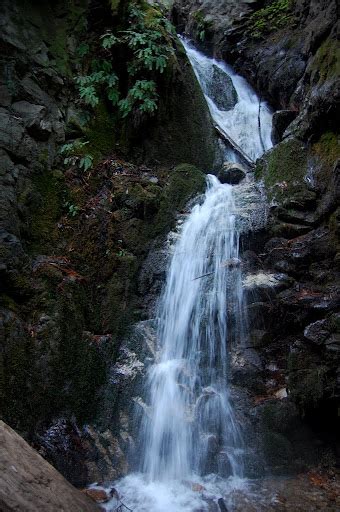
[258,94,266,153]
[114,501,133,512]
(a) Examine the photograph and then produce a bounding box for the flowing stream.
[101,40,273,512]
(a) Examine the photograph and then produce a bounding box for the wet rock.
[0,108,38,163]
[325,334,340,352]
[269,221,312,239]
[0,84,12,107]
[243,272,293,303]
[271,110,297,144]
[281,190,317,212]
[206,64,238,111]
[274,206,315,226]
[82,489,110,503]
[249,329,270,348]
[12,101,46,122]
[304,320,329,345]
[218,162,246,184]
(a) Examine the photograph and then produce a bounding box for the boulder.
[0,421,100,512]
[205,64,238,111]
[218,162,246,184]
[304,320,329,345]
[271,110,297,144]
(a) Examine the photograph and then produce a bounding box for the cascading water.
[101,41,272,512]
[182,38,272,162]
[141,175,244,483]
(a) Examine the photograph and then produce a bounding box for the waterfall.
[141,175,244,482]
[182,38,272,162]
[102,41,272,512]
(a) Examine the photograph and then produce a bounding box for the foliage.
[64,201,80,217]
[192,10,212,42]
[118,80,158,117]
[75,60,119,108]
[248,0,294,39]
[75,1,175,119]
[60,140,94,172]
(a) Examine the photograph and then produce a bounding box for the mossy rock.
[255,138,308,204]
[28,170,65,254]
[84,102,117,162]
[132,37,218,170]
[309,37,340,84]
[312,131,340,170]
[288,350,328,411]
[154,163,206,235]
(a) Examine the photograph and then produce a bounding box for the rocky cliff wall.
[0,0,217,485]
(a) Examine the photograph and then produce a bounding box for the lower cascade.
[99,42,269,512]
[141,176,244,483]
[107,177,248,512]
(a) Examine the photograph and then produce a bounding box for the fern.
[119,80,158,117]
[100,31,119,49]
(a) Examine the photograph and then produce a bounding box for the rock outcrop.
[0,0,213,486]
[0,420,100,512]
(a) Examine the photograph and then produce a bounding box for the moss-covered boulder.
[255,138,309,204]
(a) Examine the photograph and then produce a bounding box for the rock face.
[0,0,211,486]
[271,110,297,145]
[0,421,100,512]
[205,64,238,111]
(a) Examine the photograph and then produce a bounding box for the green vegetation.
[60,140,94,171]
[313,131,340,168]
[248,0,294,39]
[75,1,175,118]
[255,139,308,202]
[310,38,340,83]
[192,10,212,42]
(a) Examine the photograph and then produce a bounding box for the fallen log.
[214,124,255,168]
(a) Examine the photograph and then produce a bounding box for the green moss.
[29,170,64,254]
[84,102,117,161]
[256,139,308,202]
[109,0,121,14]
[0,294,19,312]
[154,164,206,235]
[104,254,138,342]
[312,131,340,168]
[51,284,107,423]
[310,38,340,84]
[288,351,328,411]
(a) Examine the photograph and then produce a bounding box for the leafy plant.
[64,201,80,217]
[118,80,158,117]
[75,2,175,119]
[76,60,119,108]
[192,10,212,42]
[79,155,94,172]
[76,43,90,58]
[60,140,94,172]
[248,0,294,39]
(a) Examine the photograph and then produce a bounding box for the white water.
[142,175,244,483]
[182,39,273,162]
[103,43,272,512]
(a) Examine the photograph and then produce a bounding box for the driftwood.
[214,124,255,168]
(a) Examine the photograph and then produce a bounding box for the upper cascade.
[182,38,273,162]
